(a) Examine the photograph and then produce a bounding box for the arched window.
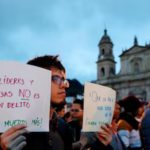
[102,49,105,55]
[130,57,142,74]
[134,62,140,73]
[101,68,105,76]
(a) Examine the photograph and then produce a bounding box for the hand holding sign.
[0,124,27,150]
[82,82,116,132]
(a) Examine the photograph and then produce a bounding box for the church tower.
[97,29,116,80]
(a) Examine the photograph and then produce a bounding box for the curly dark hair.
[27,55,65,72]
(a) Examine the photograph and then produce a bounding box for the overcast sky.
[0,0,150,84]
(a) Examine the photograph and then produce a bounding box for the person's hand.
[111,120,118,133]
[0,124,28,150]
[96,124,113,146]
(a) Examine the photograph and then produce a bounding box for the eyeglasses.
[70,109,83,113]
[52,75,69,87]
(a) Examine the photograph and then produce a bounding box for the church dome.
[98,29,112,45]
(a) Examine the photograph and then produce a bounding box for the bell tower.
[97,29,116,80]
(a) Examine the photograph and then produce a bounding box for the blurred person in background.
[117,95,143,150]
[56,101,66,118]
[63,111,72,123]
[110,102,127,150]
[69,99,114,150]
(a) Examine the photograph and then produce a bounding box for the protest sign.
[82,82,116,132]
[0,61,51,132]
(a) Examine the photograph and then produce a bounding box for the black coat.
[24,118,72,150]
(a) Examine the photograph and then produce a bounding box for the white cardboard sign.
[82,82,116,132]
[0,61,51,132]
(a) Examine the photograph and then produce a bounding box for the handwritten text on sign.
[82,82,116,132]
[0,61,51,132]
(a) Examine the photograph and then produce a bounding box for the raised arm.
[96,124,113,146]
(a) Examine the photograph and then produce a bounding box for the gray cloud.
[0,0,150,83]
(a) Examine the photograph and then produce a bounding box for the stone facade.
[95,29,150,101]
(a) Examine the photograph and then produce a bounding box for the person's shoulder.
[68,120,78,125]
[141,108,150,127]
[58,117,69,129]
[145,108,150,116]
[58,117,66,124]
[58,117,72,135]
[117,119,132,131]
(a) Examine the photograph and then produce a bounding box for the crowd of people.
[0,55,150,150]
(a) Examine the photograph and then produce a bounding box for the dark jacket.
[24,118,72,150]
[69,120,82,142]
[90,139,114,150]
[141,109,150,150]
[80,132,114,150]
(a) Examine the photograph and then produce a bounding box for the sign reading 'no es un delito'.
[0,61,51,132]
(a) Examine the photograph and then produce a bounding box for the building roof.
[119,36,150,57]
[120,45,147,57]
